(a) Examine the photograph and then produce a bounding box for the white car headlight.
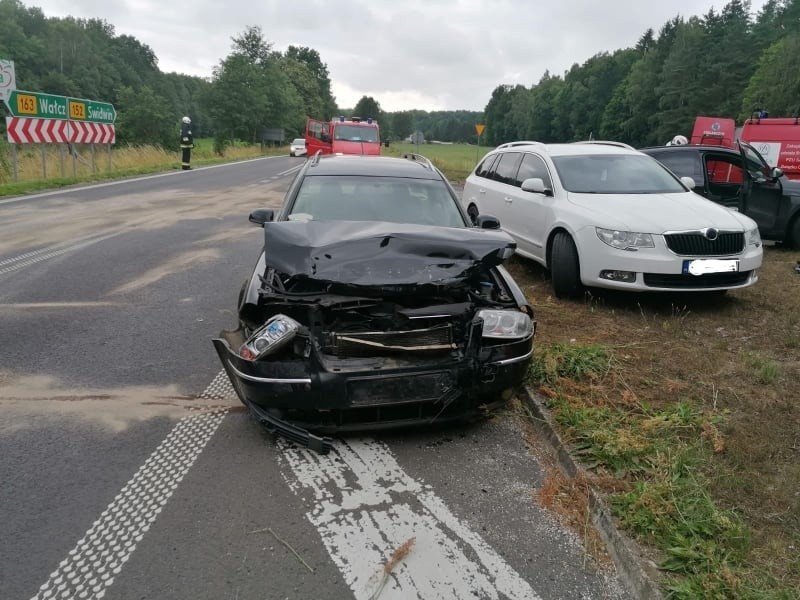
[477,309,533,339]
[747,226,761,247]
[596,227,654,250]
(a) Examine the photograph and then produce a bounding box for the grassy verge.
[384,142,492,182]
[508,250,800,599]
[0,139,285,197]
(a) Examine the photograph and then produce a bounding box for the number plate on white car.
[682,259,739,275]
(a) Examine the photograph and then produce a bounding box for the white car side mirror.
[521,177,552,196]
[680,176,697,189]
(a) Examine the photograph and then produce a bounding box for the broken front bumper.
[212,326,533,445]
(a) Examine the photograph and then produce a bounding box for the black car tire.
[551,232,583,299]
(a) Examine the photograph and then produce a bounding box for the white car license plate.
[682,259,739,275]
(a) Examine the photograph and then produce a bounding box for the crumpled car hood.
[262,220,516,286]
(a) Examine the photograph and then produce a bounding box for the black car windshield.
[552,154,687,194]
[333,125,379,143]
[289,175,466,227]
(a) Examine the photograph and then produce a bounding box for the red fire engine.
[689,113,800,180]
[304,116,381,156]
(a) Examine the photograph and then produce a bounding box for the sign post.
[475,123,485,161]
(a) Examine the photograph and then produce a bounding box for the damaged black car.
[213,153,535,453]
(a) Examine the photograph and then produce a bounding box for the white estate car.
[289,138,307,157]
[462,141,763,298]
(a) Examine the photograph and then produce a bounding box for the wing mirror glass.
[249,209,275,227]
[772,167,784,180]
[680,176,697,189]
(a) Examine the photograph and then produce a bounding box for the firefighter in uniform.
[180,116,194,170]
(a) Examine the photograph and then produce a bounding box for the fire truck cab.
[689,114,800,180]
[305,116,381,156]
[740,116,800,181]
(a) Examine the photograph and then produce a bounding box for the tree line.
[483,0,800,148]
[0,0,481,150]
[6,0,797,152]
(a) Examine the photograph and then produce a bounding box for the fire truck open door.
[305,118,332,156]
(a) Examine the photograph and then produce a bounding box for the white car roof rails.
[494,141,547,149]
[572,140,635,150]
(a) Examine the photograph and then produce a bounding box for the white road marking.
[278,438,541,600]
[29,370,540,599]
[0,232,121,276]
[29,375,230,600]
[0,156,286,206]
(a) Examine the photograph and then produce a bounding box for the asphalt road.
[0,156,628,600]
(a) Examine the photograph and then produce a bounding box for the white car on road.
[289,138,307,157]
[462,141,763,298]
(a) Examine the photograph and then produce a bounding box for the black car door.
[738,142,783,232]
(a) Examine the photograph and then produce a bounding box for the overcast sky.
[31,0,768,112]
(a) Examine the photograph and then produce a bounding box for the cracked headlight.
[747,226,761,247]
[477,309,533,339]
[240,314,300,360]
[596,227,654,250]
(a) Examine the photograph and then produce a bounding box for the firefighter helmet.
[182,116,191,124]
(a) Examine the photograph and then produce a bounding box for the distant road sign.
[0,59,16,101]
[6,90,116,123]
[475,124,485,136]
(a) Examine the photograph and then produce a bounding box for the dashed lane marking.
[30,370,541,599]
[29,378,230,600]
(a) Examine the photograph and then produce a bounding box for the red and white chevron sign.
[6,116,70,143]
[5,117,116,144]
[70,120,116,144]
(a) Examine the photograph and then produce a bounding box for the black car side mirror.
[249,209,275,226]
[476,214,501,229]
[772,167,784,180]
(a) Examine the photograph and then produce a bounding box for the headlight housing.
[596,227,654,250]
[746,226,761,247]
[477,309,533,339]
[240,314,300,360]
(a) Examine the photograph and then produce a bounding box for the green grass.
[0,139,284,197]
[527,341,796,599]
[385,142,492,181]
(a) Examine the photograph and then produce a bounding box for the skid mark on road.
[28,375,231,600]
[278,439,541,600]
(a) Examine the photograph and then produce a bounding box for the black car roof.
[303,154,443,180]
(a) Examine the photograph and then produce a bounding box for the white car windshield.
[292,139,305,145]
[289,175,466,227]
[552,154,687,194]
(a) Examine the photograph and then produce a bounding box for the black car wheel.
[551,232,583,299]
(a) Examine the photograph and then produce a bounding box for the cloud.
[31,0,769,110]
